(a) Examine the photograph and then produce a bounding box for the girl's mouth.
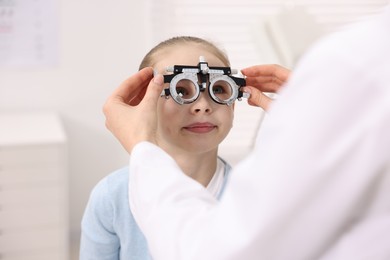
[183,122,216,133]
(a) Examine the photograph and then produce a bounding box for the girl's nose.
[190,92,213,114]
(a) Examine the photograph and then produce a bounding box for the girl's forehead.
[153,47,226,74]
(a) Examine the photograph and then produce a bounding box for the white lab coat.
[128,6,390,260]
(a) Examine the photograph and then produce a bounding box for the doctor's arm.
[104,55,390,260]
[127,54,390,259]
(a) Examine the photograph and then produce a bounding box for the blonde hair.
[139,36,230,70]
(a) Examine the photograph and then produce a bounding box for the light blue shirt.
[80,158,231,260]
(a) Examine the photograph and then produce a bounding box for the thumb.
[142,74,165,104]
[243,86,273,111]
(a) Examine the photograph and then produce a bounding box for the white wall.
[0,0,149,249]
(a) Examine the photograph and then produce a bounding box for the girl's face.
[153,44,234,155]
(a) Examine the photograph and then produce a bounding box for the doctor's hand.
[241,64,290,110]
[103,67,164,153]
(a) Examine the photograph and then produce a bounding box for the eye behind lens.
[209,75,239,105]
[170,73,200,105]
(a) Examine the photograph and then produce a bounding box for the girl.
[80,36,240,259]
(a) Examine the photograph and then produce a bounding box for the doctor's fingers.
[140,74,165,106]
[127,71,166,106]
[102,74,164,153]
[245,76,286,93]
[242,65,290,90]
[112,67,154,105]
[242,86,274,110]
[242,64,290,80]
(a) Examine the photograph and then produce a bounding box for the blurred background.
[0,0,388,259]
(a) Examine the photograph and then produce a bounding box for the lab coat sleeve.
[129,10,390,260]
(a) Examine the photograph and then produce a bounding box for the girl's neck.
[169,148,219,187]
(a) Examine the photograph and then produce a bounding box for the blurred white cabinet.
[0,112,68,260]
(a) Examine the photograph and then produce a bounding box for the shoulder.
[82,166,133,231]
[88,166,130,207]
[82,167,130,233]
[103,166,130,191]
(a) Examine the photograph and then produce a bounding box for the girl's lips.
[183,122,217,133]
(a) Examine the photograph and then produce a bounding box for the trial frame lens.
[160,56,247,105]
